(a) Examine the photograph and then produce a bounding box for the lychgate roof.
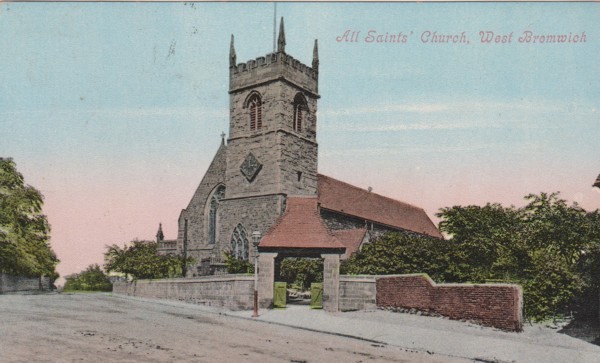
[594,174,600,188]
[317,174,443,239]
[259,197,346,250]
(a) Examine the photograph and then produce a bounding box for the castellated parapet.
[229,52,319,95]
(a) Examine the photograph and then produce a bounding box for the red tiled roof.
[317,174,443,239]
[332,228,367,257]
[259,197,346,250]
[594,174,600,188]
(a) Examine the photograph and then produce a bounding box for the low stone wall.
[339,275,376,311]
[376,274,523,331]
[0,274,51,293]
[112,274,254,310]
[112,272,522,331]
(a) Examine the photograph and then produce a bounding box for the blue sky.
[1,2,598,276]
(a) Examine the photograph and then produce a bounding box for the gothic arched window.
[246,93,262,131]
[208,185,225,245]
[293,93,308,132]
[231,224,249,260]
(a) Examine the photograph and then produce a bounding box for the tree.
[223,250,254,274]
[279,258,323,290]
[437,192,598,322]
[437,203,527,282]
[341,232,456,282]
[63,264,112,292]
[104,240,192,280]
[0,158,58,279]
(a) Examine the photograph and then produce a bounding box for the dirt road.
[0,293,467,362]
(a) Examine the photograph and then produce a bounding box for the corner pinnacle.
[277,17,286,53]
[229,34,236,68]
[312,39,319,71]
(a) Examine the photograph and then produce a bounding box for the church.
[156,19,442,277]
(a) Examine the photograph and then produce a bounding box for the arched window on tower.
[246,93,262,131]
[208,185,225,245]
[230,224,249,260]
[293,93,308,132]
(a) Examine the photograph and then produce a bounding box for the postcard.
[1,2,599,362]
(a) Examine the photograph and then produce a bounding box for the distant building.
[156,19,441,276]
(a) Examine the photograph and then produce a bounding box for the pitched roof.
[259,197,346,250]
[332,228,367,257]
[317,174,443,239]
[594,174,600,188]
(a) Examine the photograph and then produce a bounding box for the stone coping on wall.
[125,274,254,284]
[340,275,377,282]
[343,273,522,289]
[374,273,521,288]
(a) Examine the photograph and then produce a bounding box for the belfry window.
[231,224,249,260]
[293,93,308,132]
[247,93,262,131]
[208,185,225,245]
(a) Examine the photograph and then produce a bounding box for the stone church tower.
[226,18,319,199]
[167,19,321,275]
[219,18,320,262]
[158,18,441,276]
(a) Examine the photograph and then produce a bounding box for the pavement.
[112,294,600,363]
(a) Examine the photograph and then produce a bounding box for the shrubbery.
[279,258,323,290]
[223,250,254,274]
[104,240,193,279]
[63,264,112,292]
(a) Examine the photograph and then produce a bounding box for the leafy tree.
[341,232,456,282]
[437,192,599,322]
[437,203,527,282]
[223,250,254,274]
[0,157,58,279]
[63,264,112,292]
[279,258,323,290]
[521,193,592,265]
[104,240,191,280]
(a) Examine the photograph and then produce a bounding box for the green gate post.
[310,283,323,309]
[273,282,287,308]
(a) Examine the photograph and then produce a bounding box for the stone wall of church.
[226,81,285,199]
[216,194,285,260]
[226,77,318,199]
[177,144,227,255]
[320,209,405,239]
[224,132,282,199]
[279,132,318,196]
[320,209,366,230]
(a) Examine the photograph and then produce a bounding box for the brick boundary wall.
[376,274,523,331]
[0,273,51,293]
[339,275,376,311]
[112,274,254,310]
